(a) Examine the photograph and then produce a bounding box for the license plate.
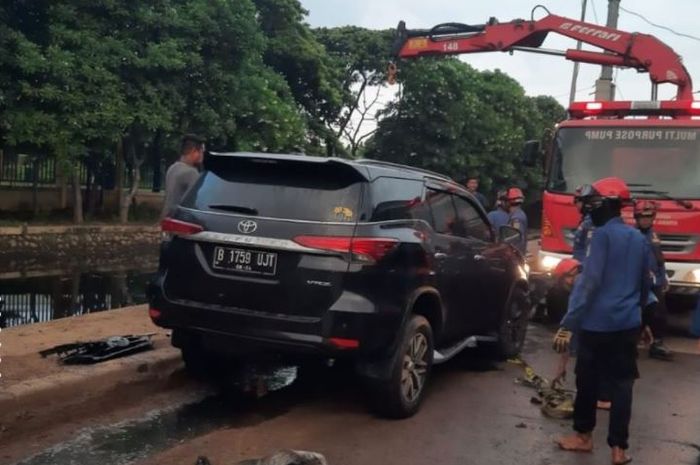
[212,246,278,276]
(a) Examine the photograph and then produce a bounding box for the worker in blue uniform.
[487,189,510,236]
[572,185,595,262]
[554,177,651,465]
[634,200,673,361]
[506,187,528,255]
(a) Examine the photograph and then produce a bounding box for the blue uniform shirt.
[691,297,700,337]
[561,217,651,332]
[508,208,528,254]
[641,228,668,288]
[572,215,594,262]
[487,209,510,236]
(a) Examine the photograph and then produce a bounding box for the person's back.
[163,161,200,218]
[161,134,205,219]
[487,208,510,233]
[578,218,647,332]
[508,207,528,254]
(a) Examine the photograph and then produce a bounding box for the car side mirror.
[499,225,522,246]
[521,140,540,167]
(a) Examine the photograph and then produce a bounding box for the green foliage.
[253,0,343,154]
[365,58,565,195]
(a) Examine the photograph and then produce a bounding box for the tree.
[1,1,129,224]
[314,26,394,157]
[252,0,343,155]
[366,58,564,196]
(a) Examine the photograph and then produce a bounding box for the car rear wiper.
[628,187,693,210]
[209,204,259,215]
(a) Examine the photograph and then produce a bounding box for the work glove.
[552,328,573,354]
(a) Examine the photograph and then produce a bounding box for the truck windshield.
[547,127,700,198]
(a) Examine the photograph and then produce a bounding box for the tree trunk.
[32,157,39,217]
[116,138,125,219]
[119,140,143,223]
[72,164,84,224]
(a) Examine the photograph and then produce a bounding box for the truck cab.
[538,100,700,303]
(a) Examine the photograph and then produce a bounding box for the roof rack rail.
[355,158,452,181]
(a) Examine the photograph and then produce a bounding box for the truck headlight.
[541,255,562,271]
[689,269,700,283]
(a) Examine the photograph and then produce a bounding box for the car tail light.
[161,217,203,236]
[293,235,399,262]
[328,337,360,349]
[149,308,162,320]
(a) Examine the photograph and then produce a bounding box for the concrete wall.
[0,225,161,275]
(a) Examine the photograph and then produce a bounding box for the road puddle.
[14,364,301,465]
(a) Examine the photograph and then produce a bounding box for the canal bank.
[0,305,183,451]
[0,224,160,329]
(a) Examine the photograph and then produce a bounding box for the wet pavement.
[10,324,700,465]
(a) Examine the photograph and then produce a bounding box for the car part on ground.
[39,334,154,364]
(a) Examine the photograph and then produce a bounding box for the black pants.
[573,328,640,449]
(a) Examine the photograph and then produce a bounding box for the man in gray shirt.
[162,134,205,218]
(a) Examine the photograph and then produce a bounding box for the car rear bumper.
[147,273,402,357]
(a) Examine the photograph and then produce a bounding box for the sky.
[299,0,700,106]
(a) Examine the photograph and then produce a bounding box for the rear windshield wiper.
[628,187,693,210]
[209,204,259,215]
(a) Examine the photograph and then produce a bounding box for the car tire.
[368,314,434,419]
[496,286,530,360]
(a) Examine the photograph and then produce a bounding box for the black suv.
[149,152,530,418]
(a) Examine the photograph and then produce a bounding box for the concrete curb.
[0,346,183,441]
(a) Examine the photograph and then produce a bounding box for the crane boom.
[393,13,693,100]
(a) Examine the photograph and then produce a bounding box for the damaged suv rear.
[149,152,530,418]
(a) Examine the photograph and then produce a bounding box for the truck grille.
[658,234,698,254]
[561,230,697,255]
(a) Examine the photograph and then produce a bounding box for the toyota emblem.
[237,220,258,234]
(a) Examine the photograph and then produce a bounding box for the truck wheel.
[496,286,529,360]
[368,315,434,419]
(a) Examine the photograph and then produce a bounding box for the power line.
[590,0,600,24]
[620,6,700,43]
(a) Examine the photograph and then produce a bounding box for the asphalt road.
[12,323,699,465]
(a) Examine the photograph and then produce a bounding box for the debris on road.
[195,450,327,465]
[509,357,574,420]
[39,334,155,364]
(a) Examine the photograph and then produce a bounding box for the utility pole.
[594,0,621,101]
[569,0,588,104]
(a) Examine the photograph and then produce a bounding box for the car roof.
[207,151,456,184]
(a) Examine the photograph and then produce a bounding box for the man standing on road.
[506,187,528,255]
[634,200,673,361]
[554,177,651,465]
[487,189,510,236]
[572,185,594,262]
[465,176,488,208]
[161,134,205,218]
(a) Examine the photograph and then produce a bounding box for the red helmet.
[506,187,524,204]
[580,177,631,211]
[553,258,581,279]
[634,199,658,218]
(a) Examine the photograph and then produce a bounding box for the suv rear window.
[368,177,427,223]
[183,157,363,222]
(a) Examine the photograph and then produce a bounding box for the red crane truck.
[391,8,700,309]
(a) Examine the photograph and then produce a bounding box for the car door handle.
[434,252,448,260]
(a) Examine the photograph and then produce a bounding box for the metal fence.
[0,156,164,191]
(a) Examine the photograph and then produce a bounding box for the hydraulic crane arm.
[392,12,693,100]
